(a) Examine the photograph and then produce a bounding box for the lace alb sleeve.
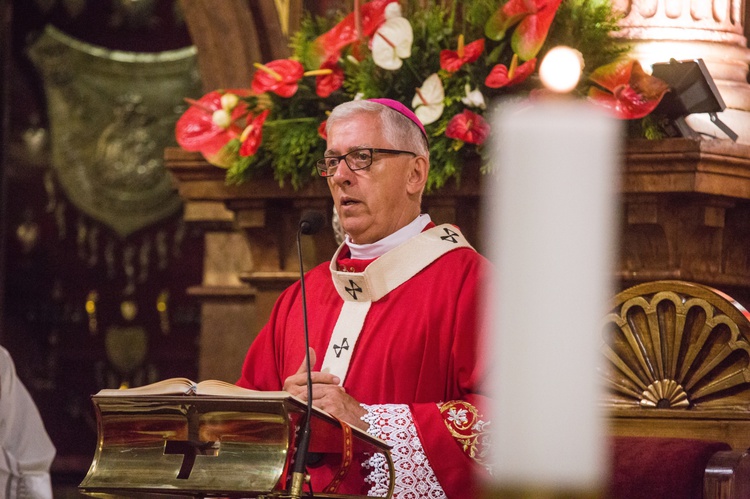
[361,403,446,499]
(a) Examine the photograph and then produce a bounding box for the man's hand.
[283,348,368,431]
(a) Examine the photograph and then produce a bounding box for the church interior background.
[0,0,333,496]
[3,0,750,496]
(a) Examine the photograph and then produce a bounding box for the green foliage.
[200,0,635,189]
[263,118,326,189]
[290,14,334,70]
[225,140,258,185]
[628,113,667,140]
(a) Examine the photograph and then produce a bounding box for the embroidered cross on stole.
[322,224,474,382]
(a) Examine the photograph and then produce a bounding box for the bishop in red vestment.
[238,99,491,498]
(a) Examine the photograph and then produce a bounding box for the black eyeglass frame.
[316,147,417,177]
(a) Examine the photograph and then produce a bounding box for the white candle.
[483,99,622,490]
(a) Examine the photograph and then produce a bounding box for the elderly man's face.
[326,112,420,245]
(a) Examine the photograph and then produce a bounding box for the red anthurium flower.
[315,59,345,98]
[485,0,563,60]
[311,0,397,65]
[251,59,304,98]
[239,109,271,157]
[588,59,670,119]
[318,120,328,140]
[175,89,250,164]
[485,54,537,88]
[445,109,490,145]
[440,36,485,73]
[512,0,563,61]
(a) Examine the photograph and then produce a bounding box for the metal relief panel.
[27,25,202,237]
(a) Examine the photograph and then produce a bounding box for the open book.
[95,377,291,399]
[91,377,386,447]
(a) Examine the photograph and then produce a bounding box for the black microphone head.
[299,210,326,235]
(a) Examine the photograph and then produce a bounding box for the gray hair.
[326,100,429,157]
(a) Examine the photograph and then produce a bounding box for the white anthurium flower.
[384,1,402,18]
[461,84,486,110]
[371,17,413,70]
[212,108,232,129]
[220,93,239,111]
[412,73,445,125]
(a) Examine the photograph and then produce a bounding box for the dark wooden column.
[178,0,301,92]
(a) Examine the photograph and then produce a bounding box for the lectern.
[79,388,394,498]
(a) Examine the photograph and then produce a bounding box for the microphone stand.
[290,211,324,498]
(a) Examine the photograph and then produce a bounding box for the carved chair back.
[604,280,750,448]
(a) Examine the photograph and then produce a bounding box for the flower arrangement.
[175,0,669,191]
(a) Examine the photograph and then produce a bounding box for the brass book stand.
[79,393,394,498]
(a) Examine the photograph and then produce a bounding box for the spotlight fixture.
[651,58,738,142]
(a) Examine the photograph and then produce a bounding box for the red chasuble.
[237,225,490,498]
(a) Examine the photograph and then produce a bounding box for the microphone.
[300,210,326,236]
[290,210,325,498]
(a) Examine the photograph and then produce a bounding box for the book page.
[94,377,197,396]
[94,378,292,400]
[194,380,290,399]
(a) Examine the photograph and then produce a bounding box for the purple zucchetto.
[368,98,428,142]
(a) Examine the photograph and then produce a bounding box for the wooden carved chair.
[603,280,750,498]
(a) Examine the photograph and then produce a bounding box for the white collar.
[345,213,432,259]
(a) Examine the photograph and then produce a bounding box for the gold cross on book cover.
[79,378,393,498]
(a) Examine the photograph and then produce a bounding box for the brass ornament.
[105,325,148,375]
[86,290,99,334]
[274,0,291,36]
[120,300,138,321]
[15,218,40,254]
[639,379,689,408]
[156,290,169,335]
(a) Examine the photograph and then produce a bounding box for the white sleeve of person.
[361,403,446,498]
[0,347,56,499]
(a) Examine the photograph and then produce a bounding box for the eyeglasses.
[316,148,416,177]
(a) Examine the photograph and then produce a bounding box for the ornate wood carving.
[605,280,750,448]
[603,280,750,410]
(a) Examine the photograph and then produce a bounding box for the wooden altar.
[617,138,750,300]
[167,0,750,381]
[165,137,750,381]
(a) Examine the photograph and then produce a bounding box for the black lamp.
[651,58,738,141]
